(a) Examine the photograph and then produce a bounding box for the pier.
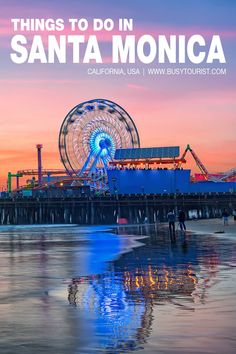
[0,193,235,225]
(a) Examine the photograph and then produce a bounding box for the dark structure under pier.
[0,193,235,225]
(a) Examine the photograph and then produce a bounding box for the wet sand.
[0,221,236,353]
[186,217,236,236]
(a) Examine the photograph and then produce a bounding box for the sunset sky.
[0,0,236,189]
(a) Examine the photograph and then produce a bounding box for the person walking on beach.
[167,210,175,235]
[222,209,229,226]
[178,210,186,232]
[233,209,236,222]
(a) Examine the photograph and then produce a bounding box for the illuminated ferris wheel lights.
[59,99,140,184]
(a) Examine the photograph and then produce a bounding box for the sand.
[185,217,236,237]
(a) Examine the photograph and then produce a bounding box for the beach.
[186,217,236,236]
[0,220,236,353]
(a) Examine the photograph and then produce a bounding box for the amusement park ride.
[6,98,236,193]
[58,98,140,191]
[178,145,236,182]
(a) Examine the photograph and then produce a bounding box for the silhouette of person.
[167,210,175,236]
[178,210,186,232]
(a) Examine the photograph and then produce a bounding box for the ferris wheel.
[59,99,140,177]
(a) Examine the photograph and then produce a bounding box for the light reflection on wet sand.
[0,225,236,353]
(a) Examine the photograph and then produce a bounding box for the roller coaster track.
[17,169,66,176]
[218,167,236,181]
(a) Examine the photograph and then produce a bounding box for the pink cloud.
[127,83,148,91]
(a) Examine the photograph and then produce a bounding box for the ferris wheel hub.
[99,138,112,149]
